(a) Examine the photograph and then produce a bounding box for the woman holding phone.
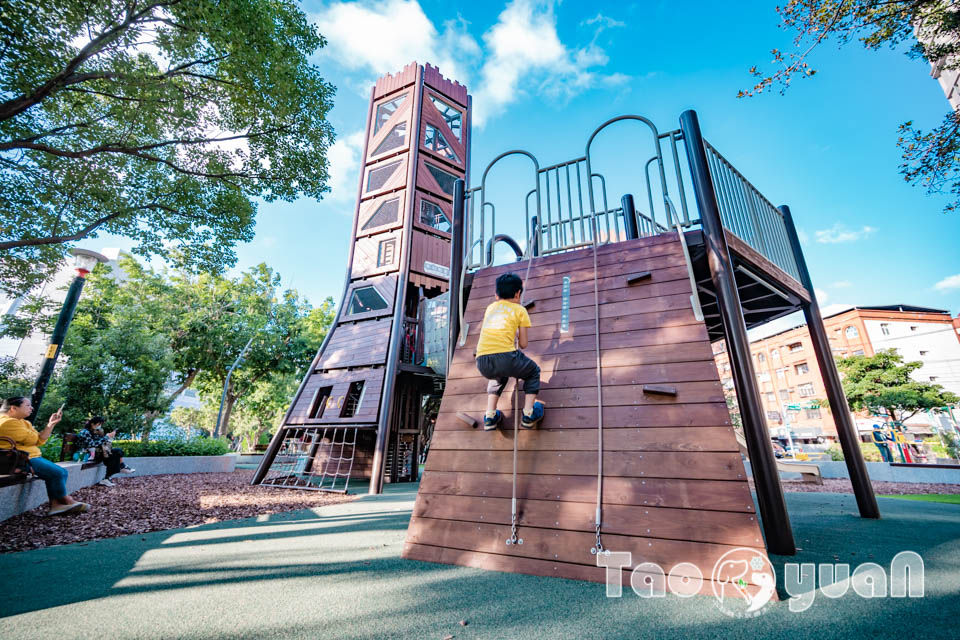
[0,397,91,514]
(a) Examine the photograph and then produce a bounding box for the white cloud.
[326,130,367,203]
[796,228,809,244]
[473,1,622,125]
[313,0,623,128]
[815,224,876,244]
[934,273,960,290]
[831,280,853,288]
[814,288,829,303]
[312,0,476,89]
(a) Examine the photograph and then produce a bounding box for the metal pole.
[621,194,639,240]
[215,336,254,438]
[780,205,880,519]
[448,178,466,374]
[680,109,796,555]
[28,272,87,423]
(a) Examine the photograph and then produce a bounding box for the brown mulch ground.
[752,478,960,495]
[0,470,356,554]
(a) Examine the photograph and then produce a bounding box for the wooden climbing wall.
[402,234,773,597]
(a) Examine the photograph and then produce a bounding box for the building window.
[910,325,918,332]
[794,362,810,375]
[780,389,790,401]
[805,408,822,420]
[425,162,458,196]
[340,381,366,418]
[420,200,451,233]
[424,124,459,162]
[723,363,730,372]
[798,383,816,397]
[757,372,770,382]
[309,386,333,419]
[757,352,766,363]
[880,323,890,335]
[776,368,786,381]
[766,392,776,403]
[771,349,779,360]
[429,95,463,141]
[372,122,407,155]
[347,286,389,315]
[852,349,865,356]
[362,198,400,230]
[366,160,402,192]
[919,350,929,356]
[845,326,859,338]
[788,342,803,353]
[377,239,396,267]
[374,94,406,134]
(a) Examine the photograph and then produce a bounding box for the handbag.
[0,435,33,476]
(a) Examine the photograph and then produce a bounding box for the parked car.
[771,441,786,458]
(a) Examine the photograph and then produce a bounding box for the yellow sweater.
[0,415,46,459]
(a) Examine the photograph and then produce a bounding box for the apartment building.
[714,305,960,443]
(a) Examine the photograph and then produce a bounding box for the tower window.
[424,124,458,162]
[429,95,462,141]
[362,198,400,230]
[845,326,859,338]
[308,386,333,419]
[340,381,366,418]
[374,94,406,134]
[366,161,401,192]
[420,200,451,233]
[377,238,396,267]
[425,162,457,196]
[373,122,407,155]
[347,286,388,315]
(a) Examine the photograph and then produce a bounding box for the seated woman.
[0,397,90,515]
[77,416,135,487]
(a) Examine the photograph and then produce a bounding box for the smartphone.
[58,403,65,413]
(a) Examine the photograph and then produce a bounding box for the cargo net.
[260,426,367,493]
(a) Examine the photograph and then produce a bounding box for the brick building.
[713,305,960,443]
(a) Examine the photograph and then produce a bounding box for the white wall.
[863,319,960,395]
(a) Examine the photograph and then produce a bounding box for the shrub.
[40,436,63,462]
[111,437,230,458]
[859,442,883,462]
[826,444,844,461]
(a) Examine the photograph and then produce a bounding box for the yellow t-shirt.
[0,415,46,459]
[476,300,532,357]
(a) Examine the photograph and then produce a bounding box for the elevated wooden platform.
[403,234,774,597]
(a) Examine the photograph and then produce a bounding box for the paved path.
[2,484,959,639]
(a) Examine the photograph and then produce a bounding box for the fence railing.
[462,116,801,284]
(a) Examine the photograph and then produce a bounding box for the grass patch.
[880,494,960,505]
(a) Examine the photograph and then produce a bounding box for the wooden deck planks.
[402,235,771,593]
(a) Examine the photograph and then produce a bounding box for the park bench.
[735,431,823,484]
[0,433,103,489]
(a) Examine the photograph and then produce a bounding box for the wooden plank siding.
[316,318,393,369]
[409,230,451,278]
[288,368,386,425]
[402,234,773,596]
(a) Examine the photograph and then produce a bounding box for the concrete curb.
[743,459,960,484]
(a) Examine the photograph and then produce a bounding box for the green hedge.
[40,436,63,462]
[108,438,230,458]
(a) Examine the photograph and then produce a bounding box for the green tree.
[742,1,960,212]
[0,0,336,295]
[837,349,959,423]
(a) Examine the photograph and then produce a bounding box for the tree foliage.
[0,0,336,294]
[837,348,959,422]
[742,0,960,212]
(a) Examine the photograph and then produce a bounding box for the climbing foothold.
[505,538,512,546]
[523,299,536,310]
[517,538,523,545]
[456,412,479,428]
[626,271,652,285]
[642,384,677,397]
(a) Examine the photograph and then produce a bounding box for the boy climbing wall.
[475,272,545,431]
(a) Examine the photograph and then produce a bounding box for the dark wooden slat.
[438,381,723,410]
[412,494,763,547]
[434,402,732,431]
[643,384,678,397]
[626,271,652,285]
[417,471,757,512]
[428,426,740,453]
[423,450,748,481]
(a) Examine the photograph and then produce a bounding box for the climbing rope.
[505,223,538,547]
[589,215,609,557]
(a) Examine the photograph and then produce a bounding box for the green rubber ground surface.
[879,493,960,505]
[2,484,958,639]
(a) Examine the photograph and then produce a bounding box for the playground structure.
[255,63,882,591]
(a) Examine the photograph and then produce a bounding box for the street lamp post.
[29,248,109,423]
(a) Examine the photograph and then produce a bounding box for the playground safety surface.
[1,482,958,639]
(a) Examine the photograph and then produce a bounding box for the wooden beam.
[642,384,678,397]
[626,271,652,285]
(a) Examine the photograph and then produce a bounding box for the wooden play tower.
[256,62,880,596]
[253,63,471,493]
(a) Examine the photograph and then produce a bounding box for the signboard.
[423,261,450,278]
[766,411,782,423]
[786,404,801,411]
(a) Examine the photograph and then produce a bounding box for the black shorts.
[476,350,541,395]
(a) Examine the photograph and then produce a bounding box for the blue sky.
[92,0,959,317]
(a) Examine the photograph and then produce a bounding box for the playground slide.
[402,234,774,595]
[732,431,823,484]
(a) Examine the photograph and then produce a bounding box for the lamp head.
[69,248,109,275]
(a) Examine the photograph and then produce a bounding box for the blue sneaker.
[484,410,503,431]
[521,402,545,429]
